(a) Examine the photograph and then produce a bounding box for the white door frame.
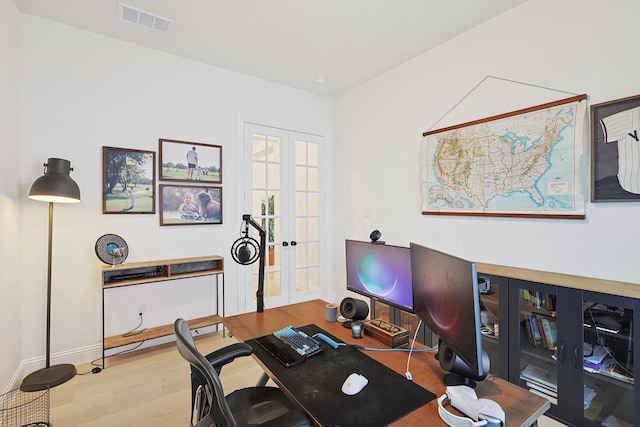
[236,116,326,313]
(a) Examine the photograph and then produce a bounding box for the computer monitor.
[345,239,413,313]
[410,242,489,387]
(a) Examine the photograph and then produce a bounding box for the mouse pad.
[247,324,436,427]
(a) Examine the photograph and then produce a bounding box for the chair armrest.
[204,342,253,371]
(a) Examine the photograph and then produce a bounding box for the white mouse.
[341,373,368,395]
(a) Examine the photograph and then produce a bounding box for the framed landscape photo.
[103,146,155,214]
[159,139,222,183]
[160,184,222,226]
[591,94,640,202]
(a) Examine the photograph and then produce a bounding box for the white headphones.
[437,386,505,427]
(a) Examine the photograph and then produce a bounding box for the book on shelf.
[520,364,558,391]
[536,316,548,348]
[605,363,635,384]
[528,387,557,405]
[529,314,542,346]
[525,381,558,398]
[584,400,603,421]
[583,344,609,372]
[540,316,557,349]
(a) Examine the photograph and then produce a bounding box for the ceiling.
[14,0,525,97]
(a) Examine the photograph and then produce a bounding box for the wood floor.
[50,331,566,426]
[50,331,264,427]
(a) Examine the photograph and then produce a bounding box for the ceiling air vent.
[119,3,172,33]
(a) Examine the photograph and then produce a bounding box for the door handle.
[282,241,289,247]
[558,342,565,364]
[290,241,297,246]
[572,345,579,369]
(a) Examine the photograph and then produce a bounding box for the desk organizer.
[363,318,409,348]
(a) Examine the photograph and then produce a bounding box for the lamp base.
[20,364,77,391]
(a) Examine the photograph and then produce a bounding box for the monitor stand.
[443,372,477,389]
[342,320,354,328]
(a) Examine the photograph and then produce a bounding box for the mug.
[325,303,338,322]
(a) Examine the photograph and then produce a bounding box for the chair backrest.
[174,318,237,427]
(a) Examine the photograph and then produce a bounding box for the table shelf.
[101,256,224,366]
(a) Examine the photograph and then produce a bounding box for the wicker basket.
[0,387,50,427]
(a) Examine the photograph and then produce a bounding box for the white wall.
[0,0,23,391]
[12,12,332,385]
[332,0,640,303]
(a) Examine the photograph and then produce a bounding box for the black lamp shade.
[29,158,81,203]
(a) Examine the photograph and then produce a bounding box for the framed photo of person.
[159,139,222,183]
[102,146,155,214]
[591,94,640,202]
[159,184,223,226]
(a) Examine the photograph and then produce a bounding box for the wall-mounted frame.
[590,94,640,202]
[421,94,587,219]
[160,184,222,226]
[159,138,222,183]
[103,146,155,214]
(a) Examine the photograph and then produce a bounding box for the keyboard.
[255,326,322,367]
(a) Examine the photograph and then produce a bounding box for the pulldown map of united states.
[422,95,587,218]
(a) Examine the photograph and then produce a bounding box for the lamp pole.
[21,158,80,391]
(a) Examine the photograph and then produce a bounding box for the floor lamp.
[21,158,81,391]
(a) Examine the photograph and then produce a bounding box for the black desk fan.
[95,234,129,266]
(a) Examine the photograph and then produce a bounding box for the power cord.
[76,341,146,375]
[123,312,148,337]
[405,319,423,380]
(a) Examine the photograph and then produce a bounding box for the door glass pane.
[252,134,266,160]
[252,163,266,188]
[582,300,634,425]
[479,279,500,376]
[308,241,319,265]
[307,266,319,291]
[295,242,308,267]
[518,287,558,407]
[267,163,281,190]
[308,192,319,216]
[308,218,319,241]
[267,136,280,162]
[308,142,318,167]
[295,140,306,164]
[308,168,319,191]
[295,166,306,190]
[295,218,308,241]
[295,192,307,216]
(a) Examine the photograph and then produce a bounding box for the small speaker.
[340,297,369,321]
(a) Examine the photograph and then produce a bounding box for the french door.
[242,122,324,310]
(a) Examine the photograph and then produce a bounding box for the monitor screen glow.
[410,242,486,382]
[345,239,413,312]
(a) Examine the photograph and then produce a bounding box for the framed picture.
[160,184,222,225]
[159,138,222,183]
[591,94,640,202]
[103,146,155,214]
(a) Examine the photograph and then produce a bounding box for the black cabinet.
[370,264,639,426]
[484,273,638,427]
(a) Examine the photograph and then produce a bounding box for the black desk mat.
[247,324,436,427]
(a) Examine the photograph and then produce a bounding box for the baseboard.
[12,343,103,391]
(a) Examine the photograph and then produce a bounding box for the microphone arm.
[242,214,267,313]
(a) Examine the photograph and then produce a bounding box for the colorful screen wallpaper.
[345,240,413,311]
[410,243,479,369]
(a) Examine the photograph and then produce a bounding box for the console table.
[101,255,224,366]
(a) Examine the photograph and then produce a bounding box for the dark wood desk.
[224,299,550,426]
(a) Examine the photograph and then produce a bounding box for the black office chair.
[174,318,312,427]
